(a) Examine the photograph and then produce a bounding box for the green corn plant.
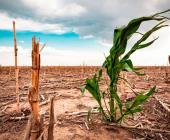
[81,9,170,123]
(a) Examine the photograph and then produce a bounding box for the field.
[0,66,170,140]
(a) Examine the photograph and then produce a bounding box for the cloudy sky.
[0,0,170,66]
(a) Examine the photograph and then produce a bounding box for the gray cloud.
[0,0,35,18]
[0,0,170,41]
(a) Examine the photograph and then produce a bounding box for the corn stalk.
[28,37,42,140]
[81,9,170,123]
[13,21,20,112]
[47,96,55,140]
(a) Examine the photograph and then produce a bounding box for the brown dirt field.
[0,66,170,140]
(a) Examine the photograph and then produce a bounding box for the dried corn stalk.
[28,37,42,140]
[13,21,20,112]
[47,96,55,140]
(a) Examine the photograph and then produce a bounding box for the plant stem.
[103,92,112,117]
[99,103,108,121]
[109,82,115,121]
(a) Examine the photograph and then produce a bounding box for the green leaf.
[85,75,101,105]
[130,86,156,109]
[122,59,134,72]
[130,94,147,108]
[146,86,156,96]
[134,71,145,76]
[121,59,145,76]
[152,9,170,17]
[123,22,168,60]
[128,107,142,116]
[98,69,103,80]
[138,37,158,50]
[114,92,123,115]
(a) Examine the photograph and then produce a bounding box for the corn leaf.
[129,86,156,109]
